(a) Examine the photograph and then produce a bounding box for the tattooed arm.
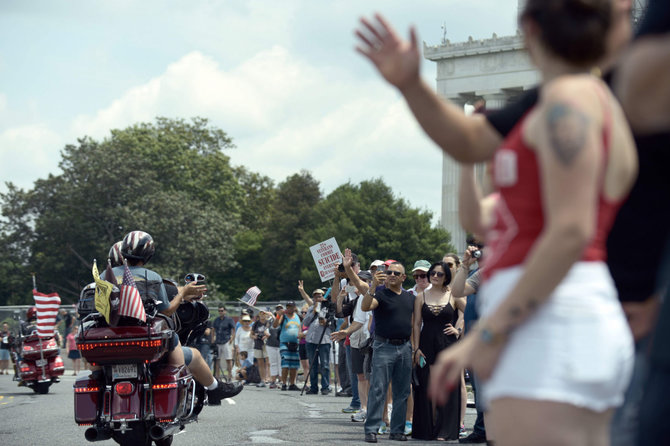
[477,79,604,344]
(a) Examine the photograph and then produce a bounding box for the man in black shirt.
[361,262,414,443]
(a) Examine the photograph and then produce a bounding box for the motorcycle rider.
[21,307,38,336]
[102,231,242,404]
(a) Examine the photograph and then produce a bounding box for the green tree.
[0,118,246,304]
[259,171,321,300]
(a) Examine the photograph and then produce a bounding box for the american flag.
[241,286,261,306]
[33,290,61,337]
[119,262,147,322]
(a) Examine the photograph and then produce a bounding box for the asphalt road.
[0,373,477,445]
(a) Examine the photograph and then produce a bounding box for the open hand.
[355,13,421,92]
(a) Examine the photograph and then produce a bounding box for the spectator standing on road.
[302,288,333,395]
[212,306,235,382]
[274,301,302,391]
[251,310,272,387]
[66,325,81,375]
[1,322,14,374]
[235,314,254,363]
[412,261,465,441]
[361,261,415,443]
[266,305,283,389]
[56,308,74,348]
[452,242,488,445]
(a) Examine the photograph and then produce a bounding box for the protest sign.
[309,237,342,282]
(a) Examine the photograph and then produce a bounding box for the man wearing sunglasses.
[213,306,236,383]
[361,261,415,443]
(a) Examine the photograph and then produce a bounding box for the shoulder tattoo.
[546,103,590,166]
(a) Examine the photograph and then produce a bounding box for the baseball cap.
[384,259,397,266]
[358,270,373,281]
[275,304,284,309]
[312,289,325,295]
[286,300,296,307]
[241,315,251,322]
[412,260,431,273]
[370,260,384,268]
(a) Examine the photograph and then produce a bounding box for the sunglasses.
[386,270,402,277]
[430,271,445,277]
[218,310,225,312]
[184,273,205,283]
[413,273,427,280]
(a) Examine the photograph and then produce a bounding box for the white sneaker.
[351,409,367,422]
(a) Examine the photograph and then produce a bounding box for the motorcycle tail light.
[53,357,64,368]
[75,386,100,393]
[78,340,163,350]
[47,340,57,348]
[152,383,178,390]
[20,365,31,373]
[115,382,134,396]
[22,345,33,352]
[158,418,174,423]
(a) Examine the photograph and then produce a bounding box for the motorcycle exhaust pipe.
[149,423,181,441]
[84,427,112,442]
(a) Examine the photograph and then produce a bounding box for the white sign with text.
[309,237,342,282]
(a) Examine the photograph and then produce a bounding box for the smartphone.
[418,356,426,368]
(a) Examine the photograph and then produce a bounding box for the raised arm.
[355,13,501,163]
[298,280,313,307]
[450,248,478,297]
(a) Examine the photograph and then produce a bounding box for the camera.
[472,250,482,259]
[337,264,345,272]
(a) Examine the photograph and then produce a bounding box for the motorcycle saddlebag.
[152,365,190,421]
[49,355,65,376]
[74,371,102,425]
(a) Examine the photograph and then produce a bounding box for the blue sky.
[0,0,519,222]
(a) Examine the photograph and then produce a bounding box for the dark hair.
[521,0,612,66]
[240,351,248,358]
[428,262,452,287]
[443,253,461,267]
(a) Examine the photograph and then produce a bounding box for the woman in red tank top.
[356,1,638,445]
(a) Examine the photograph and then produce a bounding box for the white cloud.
[0,124,63,190]
[67,45,445,218]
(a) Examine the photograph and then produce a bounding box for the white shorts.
[478,261,634,412]
[217,343,233,361]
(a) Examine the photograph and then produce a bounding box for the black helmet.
[121,231,155,264]
[108,241,124,267]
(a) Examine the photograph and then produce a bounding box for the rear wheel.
[155,435,173,446]
[34,382,50,394]
[112,422,152,446]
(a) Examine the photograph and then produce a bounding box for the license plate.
[112,364,137,380]
[35,359,47,367]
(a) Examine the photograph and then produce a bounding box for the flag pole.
[31,273,36,291]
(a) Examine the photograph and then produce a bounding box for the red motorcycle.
[11,320,65,394]
[74,311,205,446]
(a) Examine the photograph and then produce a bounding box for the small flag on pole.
[119,261,146,322]
[241,286,261,306]
[33,290,61,337]
[92,260,113,324]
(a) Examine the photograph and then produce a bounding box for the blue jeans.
[346,344,360,408]
[364,340,412,435]
[196,342,212,369]
[470,370,486,437]
[305,342,330,392]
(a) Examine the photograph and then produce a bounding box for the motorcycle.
[74,309,205,446]
[10,318,65,394]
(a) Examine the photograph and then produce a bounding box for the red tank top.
[483,103,622,279]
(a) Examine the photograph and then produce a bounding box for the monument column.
[441,98,467,253]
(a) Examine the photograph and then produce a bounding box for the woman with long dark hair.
[411,261,465,441]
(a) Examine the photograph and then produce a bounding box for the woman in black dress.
[412,261,466,440]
